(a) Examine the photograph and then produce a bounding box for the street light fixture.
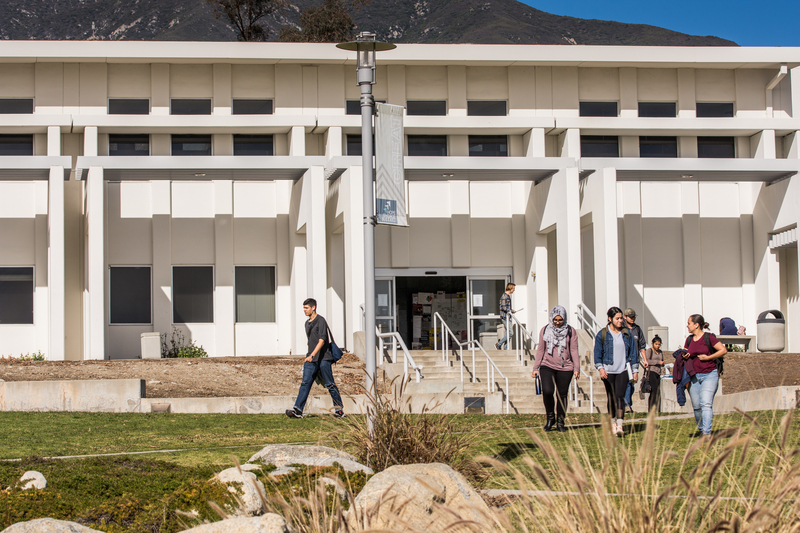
[337,33,396,433]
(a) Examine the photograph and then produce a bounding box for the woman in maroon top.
[682,313,727,435]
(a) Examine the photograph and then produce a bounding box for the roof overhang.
[0,156,72,180]
[581,157,800,183]
[72,115,317,134]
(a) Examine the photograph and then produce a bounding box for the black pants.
[602,372,629,420]
[647,371,661,412]
[539,365,573,418]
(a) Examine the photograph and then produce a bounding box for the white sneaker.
[616,424,624,437]
[611,422,618,436]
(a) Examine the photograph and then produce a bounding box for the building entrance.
[395,276,467,349]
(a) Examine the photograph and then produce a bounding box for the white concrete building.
[0,41,797,361]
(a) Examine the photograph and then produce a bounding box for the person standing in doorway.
[594,307,638,437]
[622,308,647,413]
[286,298,345,419]
[495,283,516,350]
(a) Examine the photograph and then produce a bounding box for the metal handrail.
[376,327,423,383]
[572,367,594,409]
[469,339,510,415]
[576,302,602,337]
[507,314,536,362]
[433,312,473,384]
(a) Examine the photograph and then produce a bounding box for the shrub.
[17,351,46,361]
[161,327,208,359]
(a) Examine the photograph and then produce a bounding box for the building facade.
[0,41,798,360]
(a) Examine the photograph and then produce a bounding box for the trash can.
[647,326,669,348]
[141,332,162,359]
[757,310,785,353]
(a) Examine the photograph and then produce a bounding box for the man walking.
[495,283,516,350]
[286,298,345,419]
[623,308,647,412]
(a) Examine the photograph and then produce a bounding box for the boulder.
[247,445,372,476]
[348,463,497,533]
[1,518,102,532]
[213,466,266,516]
[19,471,47,490]
[179,514,294,533]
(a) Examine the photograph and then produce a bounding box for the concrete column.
[784,132,798,159]
[619,68,638,119]
[450,180,470,267]
[48,166,65,361]
[214,180,234,357]
[289,126,305,157]
[213,63,232,116]
[151,181,172,340]
[620,136,639,157]
[560,128,581,158]
[738,183,758,335]
[304,167,328,316]
[387,66,406,107]
[555,167,582,317]
[276,181,292,354]
[681,182,703,315]
[449,135,468,157]
[677,69,696,118]
[751,130,777,159]
[86,166,105,360]
[151,64,170,116]
[325,126,343,159]
[679,136,698,158]
[47,126,61,156]
[621,182,644,314]
[343,166,365,345]
[524,128,546,157]
[593,168,620,314]
[447,65,467,117]
[508,67,535,116]
[83,126,98,157]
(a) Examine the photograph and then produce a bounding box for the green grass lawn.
[1,410,798,531]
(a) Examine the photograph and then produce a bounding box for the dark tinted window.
[638,102,677,118]
[640,136,678,158]
[406,100,447,116]
[172,135,212,156]
[467,101,507,116]
[696,102,734,118]
[110,267,151,324]
[234,135,273,156]
[0,135,33,156]
[235,266,276,323]
[469,135,507,157]
[109,134,149,156]
[232,99,273,115]
[579,102,618,117]
[0,99,33,114]
[346,134,376,156]
[408,135,447,156]
[108,99,150,115]
[0,267,33,324]
[171,99,212,115]
[698,137,735,158]
[172,266,213,323]
[581,136,619,158]
[346,99,386,115]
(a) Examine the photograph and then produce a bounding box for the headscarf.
[543,305,570,363]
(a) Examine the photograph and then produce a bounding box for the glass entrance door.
[375,277,396,333]
[468,277,509,346]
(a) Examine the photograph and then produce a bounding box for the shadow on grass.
[494,442,541,462]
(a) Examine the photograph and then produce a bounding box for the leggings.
[539,365,573,417]
[647,371,661,412]
[602,372,629,420]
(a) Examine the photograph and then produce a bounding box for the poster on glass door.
[375,103,407,226]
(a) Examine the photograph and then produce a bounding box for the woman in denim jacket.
[594,306,639,437]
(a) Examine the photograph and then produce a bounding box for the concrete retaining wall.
[661,378,800,414]
[0,379,145,412]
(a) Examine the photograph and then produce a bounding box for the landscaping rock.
[19,471,47,490]
[348,463,497,533]
[1,518,102,532]
[180,514,294,533]
[213,466,266,516]
[248,445,373,476]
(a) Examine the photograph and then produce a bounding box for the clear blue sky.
[518,0,800,47]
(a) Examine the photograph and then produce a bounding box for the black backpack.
[685,332,724,376]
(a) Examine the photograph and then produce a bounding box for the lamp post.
[337,33,395,432]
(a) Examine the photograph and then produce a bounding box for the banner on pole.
[375,103,407,226]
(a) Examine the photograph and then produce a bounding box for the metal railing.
[506,314,536,361]
[474,339,510,414]
[575,302,602,338]
[376,327,423,383]
[572,367,594,409]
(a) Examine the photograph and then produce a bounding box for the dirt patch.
[719,353,800,394]
[0,353,393,398]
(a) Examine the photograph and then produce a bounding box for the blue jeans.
[497,319,510,349]
[675,368,691,406]
[293,359,343,414]
[624,381,634,407]
[688,369,719,435]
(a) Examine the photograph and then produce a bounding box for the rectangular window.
[467,101,507,116]
[110,267,151,324]
[346,99,386,115]
[109,134,150,156]
[170,99,212,115]
[640,136,678,158]
[232,99,273,115]
[0,99,33,114]
[638,102,677,118]
[235,266,276,323]
[172,266,213,323]
[0,135,33,156]
[581,136,619,158]
[579,101,618,117]
[696,102,734,118]
[0,267,33,324]
[408,135,447,156]
[468,135,508,157]
[108,99,150,115]
[347,134,362,156]
[172,135,212,156]
[233,134,274,156]
[406,100,447,116]
[698,136,735,158]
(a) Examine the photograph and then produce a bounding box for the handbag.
[640,369,652,394]
[327,326,343,362]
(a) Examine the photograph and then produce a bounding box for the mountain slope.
[0,0,736,46]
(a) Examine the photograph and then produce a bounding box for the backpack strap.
[601,326,607,344]
[685,335,692,349]
[703,332,713,354]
